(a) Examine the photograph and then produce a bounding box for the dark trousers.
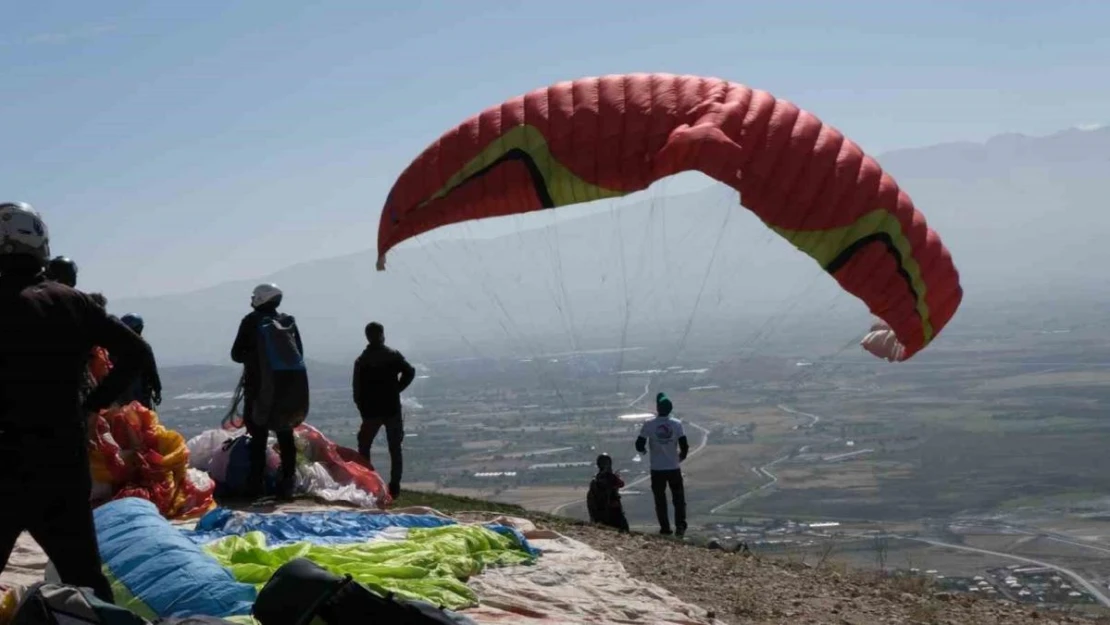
[244,397,296,497]
[357,416,403,490]
[0,435,113,602]
[650,469,686,534]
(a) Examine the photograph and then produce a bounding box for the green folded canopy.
[203,525,535,610]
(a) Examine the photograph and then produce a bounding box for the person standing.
[230,284,307,501]
[635,392,690,537]
[0,202,154,602]
[352,322,415,500]
[112,313,163,410]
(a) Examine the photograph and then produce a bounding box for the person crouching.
[586,453,630,532]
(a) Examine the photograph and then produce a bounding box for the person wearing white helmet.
[230,283,306,500]
[0,202,154,602]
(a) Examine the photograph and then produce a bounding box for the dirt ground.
[551,522,1108,625]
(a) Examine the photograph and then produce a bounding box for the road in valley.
[709,404,825,516]
[776,404,821,428]
[709,453,790,514]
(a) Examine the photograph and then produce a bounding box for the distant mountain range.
[114,126,1110,366]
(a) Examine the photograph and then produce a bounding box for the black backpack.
[254,313,310,430]
[253,558,477,625]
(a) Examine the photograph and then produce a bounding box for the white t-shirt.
[638,415,686,471]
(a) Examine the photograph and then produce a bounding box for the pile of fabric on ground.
[43,498,535,624]
[0,498,719,625]
[88,402,217,519]
[186,425,391,509]
[86,346,217,520]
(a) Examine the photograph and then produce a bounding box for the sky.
[2,0,1108,298]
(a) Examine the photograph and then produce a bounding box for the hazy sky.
[3,0,1107,298]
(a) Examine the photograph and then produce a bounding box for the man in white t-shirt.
[635,392,690,536]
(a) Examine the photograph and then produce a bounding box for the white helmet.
[251,283,283,309]
[0,202,50,264]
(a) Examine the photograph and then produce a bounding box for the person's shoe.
[275,477,296,502]
[388,483,401,500]
[659,528,673,536]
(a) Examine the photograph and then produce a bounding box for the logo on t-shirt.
[654,422,674,441]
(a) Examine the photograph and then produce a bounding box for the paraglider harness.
[222,311,309,432]
[253,313,309,431]
[253,558,476,625]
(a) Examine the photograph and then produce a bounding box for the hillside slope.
[401,490,1105,625]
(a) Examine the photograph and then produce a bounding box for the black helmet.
[46,255,78,287]
[596,453,613,470]
[120,313,144,334]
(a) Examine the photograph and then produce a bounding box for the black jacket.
[111,351,162,409]
[0,275,155,441]
[352,344,415,419]
[107,315,162,409]
[230,306,303,397]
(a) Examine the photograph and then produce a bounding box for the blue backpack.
[254,313,309,431]
[218,435,277,497]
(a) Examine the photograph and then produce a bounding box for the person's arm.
[230,315,252,364]
[396,352,416,393]
[635,422,648,454]
[678,436,690,462]
[84,304,156,413]
[352,356,363,411]
[292,317,304,356]
[146,347,163,406]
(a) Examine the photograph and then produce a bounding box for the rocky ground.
[405,491,1110,625]
[560,524,1107,625]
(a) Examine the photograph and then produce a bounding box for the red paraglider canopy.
[378,73,962,362]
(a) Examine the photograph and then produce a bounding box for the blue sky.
[2,0,1107,297]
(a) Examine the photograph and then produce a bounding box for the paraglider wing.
[378,73,962,361]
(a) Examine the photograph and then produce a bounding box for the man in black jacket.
[0,202,154,602]
[112,313,163,410]
[230,283,301,500]
[353,322,415,499]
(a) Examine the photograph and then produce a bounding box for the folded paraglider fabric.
[202,525,536,611]
[94,498,257,619]
[185,508,457,546]
[88,402,216,520]
[185,426,390,509]
[183,508,540,558]
[295,424,391,507]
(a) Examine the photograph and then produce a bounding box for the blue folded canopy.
[95,498,257,619]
